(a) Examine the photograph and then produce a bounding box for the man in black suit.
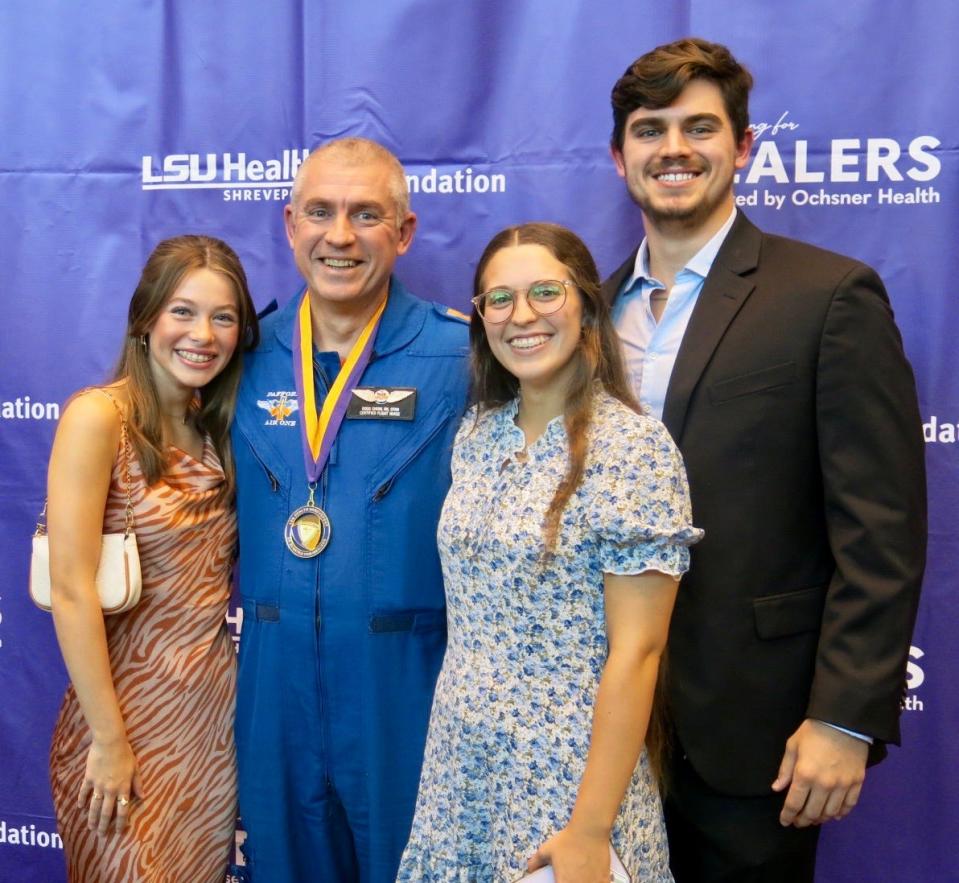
[602,38,926,882]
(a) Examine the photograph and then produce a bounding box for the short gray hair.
[290,137,410,223]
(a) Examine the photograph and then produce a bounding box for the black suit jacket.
[602,212,926,796]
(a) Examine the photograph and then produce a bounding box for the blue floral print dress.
[398,392,701,882]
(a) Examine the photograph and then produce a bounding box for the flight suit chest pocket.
[366,394,458,612]
[367,393,456,500]
[234,418,292,607]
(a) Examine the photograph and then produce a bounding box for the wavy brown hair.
[470,222,671,784]
[113,235,259,491]
[611,37,754,150]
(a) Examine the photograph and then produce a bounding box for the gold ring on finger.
[92,793,104,801]
[117,796,130,807]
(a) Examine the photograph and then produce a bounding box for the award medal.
[288,291,387,557]
[284,487,332,558]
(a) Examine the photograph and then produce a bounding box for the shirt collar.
[623,207,738,292]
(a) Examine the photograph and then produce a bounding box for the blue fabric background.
[1,2,954,879]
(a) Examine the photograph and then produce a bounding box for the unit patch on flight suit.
[257,391,299,426]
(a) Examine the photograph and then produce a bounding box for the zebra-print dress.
[50,429,237,883]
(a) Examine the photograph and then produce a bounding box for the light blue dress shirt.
[612,208,737,420]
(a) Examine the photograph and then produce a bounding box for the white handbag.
[30,416,142,615]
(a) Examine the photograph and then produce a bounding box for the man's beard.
[630,183,723,230]
[628,164,732,230]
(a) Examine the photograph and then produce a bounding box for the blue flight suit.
[232,278,469,882]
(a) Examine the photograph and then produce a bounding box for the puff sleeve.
[586,413,702,577]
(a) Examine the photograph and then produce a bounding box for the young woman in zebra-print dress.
[46,235,258,882]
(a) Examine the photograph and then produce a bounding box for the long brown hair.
[113,234,259,490]
[470,222,671,785]
[471,222,638,548]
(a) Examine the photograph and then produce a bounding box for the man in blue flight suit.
[232,137,469,882]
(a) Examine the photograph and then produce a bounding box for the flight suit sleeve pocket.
[709,361,797,404]
[753,584,826,639]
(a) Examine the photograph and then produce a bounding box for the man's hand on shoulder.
[771,718,868,828]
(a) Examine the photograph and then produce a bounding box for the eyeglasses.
[471,279,574,324]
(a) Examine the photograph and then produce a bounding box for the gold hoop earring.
[139,335,148,349]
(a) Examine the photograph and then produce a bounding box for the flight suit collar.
[271,276,427,358]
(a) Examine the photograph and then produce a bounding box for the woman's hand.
[77,736,143,834]
[527,825,610,883]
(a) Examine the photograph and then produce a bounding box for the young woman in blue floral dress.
[398,223,701,882]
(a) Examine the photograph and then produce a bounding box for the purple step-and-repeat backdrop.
[1,2,955,880]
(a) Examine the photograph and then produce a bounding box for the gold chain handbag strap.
[121,419,135,535]
[34,501,48,537]
[98,388,136,537]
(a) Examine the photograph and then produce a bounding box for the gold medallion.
[284,505,332,558]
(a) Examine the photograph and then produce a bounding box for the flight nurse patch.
[346,387,417,420]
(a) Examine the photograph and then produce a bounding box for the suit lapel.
[661,213,762,440]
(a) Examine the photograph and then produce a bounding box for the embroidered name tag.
[346,387,417,420]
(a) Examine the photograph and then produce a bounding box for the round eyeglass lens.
[527,282,565,313]
[482,289,514,316]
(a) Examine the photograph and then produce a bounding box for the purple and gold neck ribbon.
[292,292,387,483]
